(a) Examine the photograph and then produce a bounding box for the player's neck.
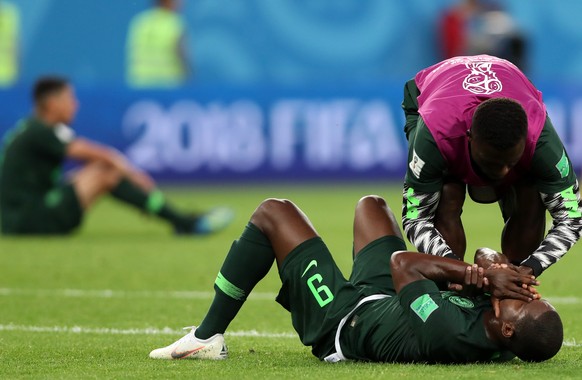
[483,309,504,344]
[34,110,64,127]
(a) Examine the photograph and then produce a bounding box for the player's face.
[53,85,79,124]
[499,298,554,320]
[496,298,554,331]
[497,298,528,323]
[469,137,525,182]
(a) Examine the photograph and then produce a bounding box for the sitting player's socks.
[194,223,274,339]
[110,178,234,235]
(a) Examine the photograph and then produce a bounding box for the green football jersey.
[339,280,513,363]
[0,117,74,229]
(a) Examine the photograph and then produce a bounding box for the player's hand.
[484,264,540,307]
[516,265,534,276]
[449,264,486,296]
[490,285,541,318]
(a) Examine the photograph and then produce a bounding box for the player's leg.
[500,182,545,264]
[150,199,357,360]
[150,198,317,359]
[350,195,407,294]
[71,162,123,209]
[193,198,318,337]
[434,180,467,259]
[257,199,362,360]
[74,161,232,235]
[250,198,319,265]
[353,195,402,255]
[109,173,233,235]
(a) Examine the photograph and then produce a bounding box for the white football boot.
[149,327,228,360]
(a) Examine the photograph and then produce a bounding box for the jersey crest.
[441,292,475,308]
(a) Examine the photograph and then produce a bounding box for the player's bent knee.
[252,198,294,224]
[258,198,296,214]
[99,168,123,190]
[357,195,387,209]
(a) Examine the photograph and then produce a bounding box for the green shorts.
[276,235,407,359]
[3,184,83,235]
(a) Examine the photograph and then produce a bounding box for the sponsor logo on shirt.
[409,149,425,179]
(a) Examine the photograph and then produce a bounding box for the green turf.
[1,182,581,379]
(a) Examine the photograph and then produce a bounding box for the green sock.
[195,223,274,339]
[110,178,192,228]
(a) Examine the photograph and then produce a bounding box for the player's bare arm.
[67,138,130,171]
[67,137,154,191]
[390,251,539,302]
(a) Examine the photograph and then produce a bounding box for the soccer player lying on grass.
[150,195,563,363]
[0,76,233,235]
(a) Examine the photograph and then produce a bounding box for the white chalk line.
[0,324,579,348]
[0,287,278,300]
[562,339,582,347]
[0,323,296,338]
[0,288,579,305]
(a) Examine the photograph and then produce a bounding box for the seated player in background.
[149,195,562,363]
[0,76,233,235]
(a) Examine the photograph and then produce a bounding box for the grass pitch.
[1,182,581,379]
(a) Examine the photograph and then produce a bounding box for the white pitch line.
[0,288,579,305]
[562,339,582,347]
[0,324,578,348]
[0,288,278,300]
[0,324,296,338]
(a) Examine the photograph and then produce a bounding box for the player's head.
[33,76,78,124]
[468,98,528,181]
[496,298,563,362]
[156,0,180,10]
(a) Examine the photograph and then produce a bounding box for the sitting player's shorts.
[3,184,83,235]
[276,235,406,359]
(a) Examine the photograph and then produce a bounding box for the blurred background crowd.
[1,0,581,183]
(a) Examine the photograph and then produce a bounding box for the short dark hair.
[511,309,563,362]
[33,76,69,105]
[471,98,528,150]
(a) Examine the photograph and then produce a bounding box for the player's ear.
[466,129,473,141]
[501,321,515,338]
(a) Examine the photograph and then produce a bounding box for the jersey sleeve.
[404,119,446,192]
[522,117,582,276]
[531,117,577,193]
[402,119,457,258]
[402,184,457,258]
